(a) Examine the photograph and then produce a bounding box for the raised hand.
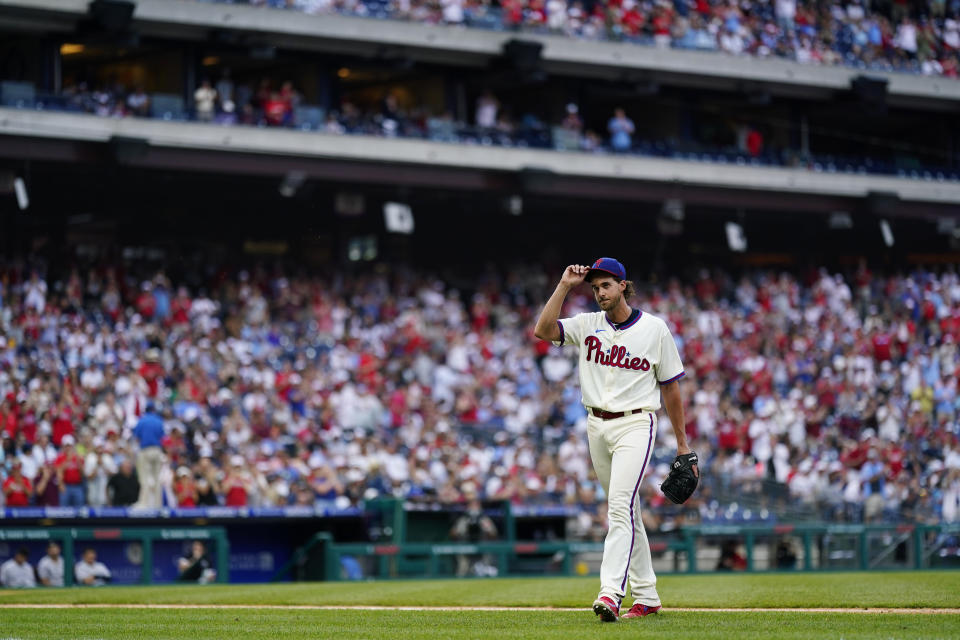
[561,265,589,287]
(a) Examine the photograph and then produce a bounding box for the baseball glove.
[661,452,699,504]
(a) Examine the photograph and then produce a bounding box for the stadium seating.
[199,0,960,79]
[1,262,958,530]
[0,81,35,109]
[150,94,187,121]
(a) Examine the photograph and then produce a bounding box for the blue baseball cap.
[587,257,626,281]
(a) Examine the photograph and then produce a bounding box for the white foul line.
[0,604,956,614]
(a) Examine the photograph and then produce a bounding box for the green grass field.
[1,572,959,639]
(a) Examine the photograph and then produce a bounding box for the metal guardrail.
[0,506,361,519]
[276,523,960,581]
[0,526,230,585]
[679,523,960,572]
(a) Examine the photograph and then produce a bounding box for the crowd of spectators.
[0,258,959,537]
[59,74,303,127]
[203,0,960,78]
[47,77,952,181]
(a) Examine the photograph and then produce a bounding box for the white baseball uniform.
[555,308,684,608]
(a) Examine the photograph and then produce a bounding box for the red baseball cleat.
[592,596,620,622]
[621,603,662,618]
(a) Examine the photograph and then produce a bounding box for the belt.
[590,407,648,420]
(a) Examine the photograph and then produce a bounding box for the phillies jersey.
[555,310,684,412]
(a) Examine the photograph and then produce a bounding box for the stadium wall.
[3,107,960,209]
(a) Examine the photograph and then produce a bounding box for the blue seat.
[551,127,579,152]
[151,94,186,121]
[294,105,326,131]
[427,118,457,143]
[0,81,36,108]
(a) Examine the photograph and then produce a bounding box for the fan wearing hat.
[534,258,691,621]
[55,435,86,507]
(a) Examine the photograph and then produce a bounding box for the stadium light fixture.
[725,222,747,252]
[658,199,684,236]
[828,212,853,229]
[13,177,29,211]
[879,220,894,248]
[507,195,523,216]
[383,202,414,234]
[278,171,306,198]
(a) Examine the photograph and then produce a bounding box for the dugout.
[0,506,368,583]
[0,526,228,585]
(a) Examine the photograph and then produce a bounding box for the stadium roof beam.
[1,0,959,110]
[2,107,959,218]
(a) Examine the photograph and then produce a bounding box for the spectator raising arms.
[194,79,218,122]
[2,460,32,507]
[177,540,216,583]
[607,107,635,152]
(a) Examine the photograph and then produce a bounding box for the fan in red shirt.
[525,0,547,26]
[716,416,740,453]
[136,282,157,319]
[138,349,165,398]
[55,435,86,506]
[651,6,672,40]
[222,456,252,507]
[2,460,32,507]
[275,361,299,403]
[502,0,523,26]
[51,402,76,447]
[170,287,192,325]
[173,467,198,508]
[0,397,17,439]
[622,7,646,36]
[871,330,892,361]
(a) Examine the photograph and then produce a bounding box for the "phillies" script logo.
[583,336,651,371]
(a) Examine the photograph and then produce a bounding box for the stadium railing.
[4,106,959,205]
[0,506,362,519]
[277,523,960,581]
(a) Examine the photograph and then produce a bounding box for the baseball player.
[534,257,692,621]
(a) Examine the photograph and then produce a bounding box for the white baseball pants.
[136,446,167,509]
[587,411,660,608]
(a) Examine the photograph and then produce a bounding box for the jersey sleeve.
[554,314,585,347]
[656,323,685,384]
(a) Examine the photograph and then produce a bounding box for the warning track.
[0,604,956,614]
